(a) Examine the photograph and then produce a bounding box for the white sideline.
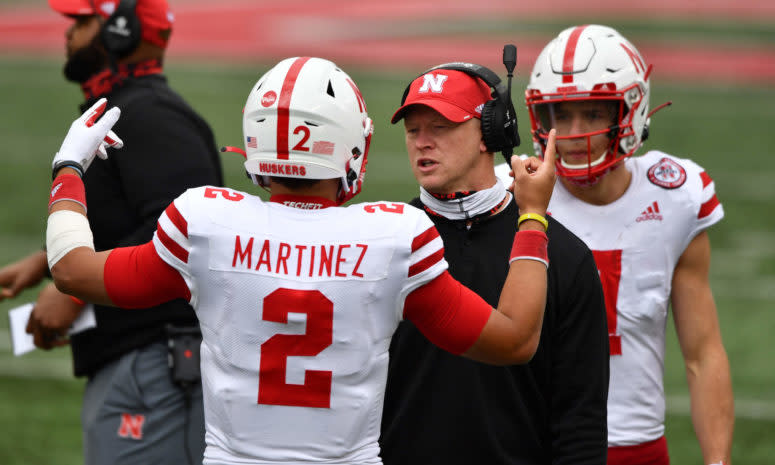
[667,395,775,422]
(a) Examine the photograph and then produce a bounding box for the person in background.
[381,61,609,465]
[0,0,222,463]
[496,24,733,465]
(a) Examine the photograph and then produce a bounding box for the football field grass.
[0,56,773,464]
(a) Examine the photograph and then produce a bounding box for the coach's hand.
[0,250,49,301]
[26,283,81,350]
[510,128,557,217]
[52,98,123,178]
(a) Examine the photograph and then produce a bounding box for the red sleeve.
[403,271,492,355]
[104,241,191,308]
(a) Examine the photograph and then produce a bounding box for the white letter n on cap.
[418,74,448,93]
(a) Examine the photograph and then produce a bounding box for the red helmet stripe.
[620,43,645,75]
[277,57,311,160]
[562,25,588,84]
[345,77,366,113]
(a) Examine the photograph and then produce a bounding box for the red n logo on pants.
[118,413,145,439]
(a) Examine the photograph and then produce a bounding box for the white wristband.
[509,255,549,268]
[46,210,94,269]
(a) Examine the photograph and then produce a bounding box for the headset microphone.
[502,44,520,158]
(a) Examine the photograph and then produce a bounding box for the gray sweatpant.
[82,342,205,465]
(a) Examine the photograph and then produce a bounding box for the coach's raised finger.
[539,129,557,176]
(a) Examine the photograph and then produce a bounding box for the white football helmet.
[526,25,651,182]
[242,57,373,204]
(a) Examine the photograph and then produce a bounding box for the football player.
[45,57,557,464]
[496,25,733,465]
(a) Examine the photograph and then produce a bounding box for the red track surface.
[1,0,773,85]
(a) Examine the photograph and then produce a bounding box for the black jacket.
[380,198,609,465]
[70,73,223,377]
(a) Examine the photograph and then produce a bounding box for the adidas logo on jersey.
[636,201,663,222]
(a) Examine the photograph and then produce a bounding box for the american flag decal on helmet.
[312,140,334,155]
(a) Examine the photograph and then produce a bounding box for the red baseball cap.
[49,0,174,49]
[391,69,493,124]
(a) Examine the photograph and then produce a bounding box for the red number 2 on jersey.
[363,202,404,214]
[591,250,623,356]
[258,288,333,408]
[204,187,244,202]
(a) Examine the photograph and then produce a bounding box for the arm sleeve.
[551,249,610,465]
[403,271,491,355]
[104,241,191,308]
[109,101,221,247]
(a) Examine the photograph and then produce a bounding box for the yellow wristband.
[517,213,548,232]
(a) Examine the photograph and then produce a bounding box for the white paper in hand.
[8,303,35,356]
[7,302,97,356]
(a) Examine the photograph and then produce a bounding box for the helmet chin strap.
[559,152,608,170]
[562,157,623,187]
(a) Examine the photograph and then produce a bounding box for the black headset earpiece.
[99,0,142,59]
[400,50,520,162]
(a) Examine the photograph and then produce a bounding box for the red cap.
[49,0,173,49]
[391,69,492,124]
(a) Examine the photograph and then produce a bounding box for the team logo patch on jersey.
[647,157,686,189]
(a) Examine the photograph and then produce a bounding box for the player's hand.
[0,250,49,301]
[25,283,83,350]
[510,129,557,217]
[52,98,123,177]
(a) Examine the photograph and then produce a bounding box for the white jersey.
[545,151,724,446]
[152,186,447,464]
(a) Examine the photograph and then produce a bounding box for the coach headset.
[399,45,521,162]
[94,0,142,59]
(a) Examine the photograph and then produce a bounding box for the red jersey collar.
[270,194,337,210]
